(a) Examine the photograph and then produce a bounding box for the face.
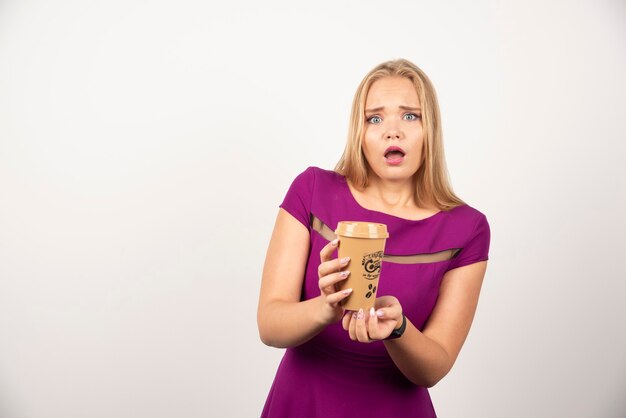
[362,76,424,183]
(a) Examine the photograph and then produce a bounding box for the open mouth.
[384,146,405,164]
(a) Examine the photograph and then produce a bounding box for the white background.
[1,0,625,417]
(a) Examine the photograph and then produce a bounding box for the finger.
[318,270,350,293]
[367,307,383,340]
[374,303,403,323]
[374,306,402,320]
[342,310,353,331]
[325,288,353,305]
[355,309,370,343]
[319,238,339,263]
[318,255,350,279]
[348,311,358,340]
[373,295,398,309]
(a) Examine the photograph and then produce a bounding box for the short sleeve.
[446,213,491,272]
[278,166,315,231]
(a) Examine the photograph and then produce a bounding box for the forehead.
[365,76,420,107]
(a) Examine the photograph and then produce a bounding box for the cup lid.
[335,221,389,239]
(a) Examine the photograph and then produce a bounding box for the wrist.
[314,295,335,327]
[386,314,407,340]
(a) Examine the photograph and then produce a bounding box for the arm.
[257,208,352,348]
[345,260,488,387]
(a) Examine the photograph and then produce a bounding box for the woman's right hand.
[317,238,353,325]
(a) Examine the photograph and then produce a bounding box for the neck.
[365,175,416,209]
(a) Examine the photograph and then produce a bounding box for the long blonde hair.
[334,59,465,211]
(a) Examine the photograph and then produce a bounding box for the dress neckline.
[340,176,445,223]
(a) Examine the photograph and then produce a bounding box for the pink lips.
[384,146,405,165]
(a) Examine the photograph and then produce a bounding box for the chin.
[372,166,416,182]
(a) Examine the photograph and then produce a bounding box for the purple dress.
[261,167,490,418]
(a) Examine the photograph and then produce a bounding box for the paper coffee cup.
[335,221,389,311]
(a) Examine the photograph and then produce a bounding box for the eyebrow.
[365,105,421,113]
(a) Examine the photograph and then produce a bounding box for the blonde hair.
[334,58,465,211]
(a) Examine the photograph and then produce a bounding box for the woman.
[257,58,490,417]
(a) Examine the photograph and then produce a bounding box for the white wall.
[0,0,624,417]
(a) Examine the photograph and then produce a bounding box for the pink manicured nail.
[342,288,353,295]
[339,270,350,278]
[340,257,350,265]
[352,312,357,319]
[376,310,385,318]
[369,307,375,318]
[331,239,339,246]
[357,309,364,320]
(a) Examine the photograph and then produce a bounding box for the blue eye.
[367,116,382,124]
[403,113,421,121]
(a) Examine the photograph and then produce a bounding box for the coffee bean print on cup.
[365,283,377,299]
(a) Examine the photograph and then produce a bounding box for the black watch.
[386,314,407,340]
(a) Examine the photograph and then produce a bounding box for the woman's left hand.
[342,295,403,343]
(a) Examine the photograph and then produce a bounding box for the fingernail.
[342,288,353,295]
[376,310,385,318]
[352,311,357,319]
[331,239,339,246]
[369,307,375,318]
[339,270,350,278]
[357,309,364,320]
[340,257,350,265]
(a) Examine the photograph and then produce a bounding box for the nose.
[385,130,401,140]
[383,118,402,140]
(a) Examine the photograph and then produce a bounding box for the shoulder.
[302,166,343,179]
[440,204,490,239]
[442,204,491,271]
[282,166,345,206]
[282,166,348,229]
[444,204,487,223]
[291,166,345,188]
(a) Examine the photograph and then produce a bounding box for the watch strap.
[386,314,407,340]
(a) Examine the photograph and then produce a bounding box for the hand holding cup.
[316,238,354,325]
[342,295,403,343]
